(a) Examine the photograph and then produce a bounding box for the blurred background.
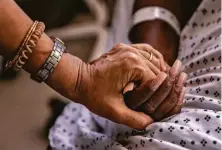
[0,0,115,149]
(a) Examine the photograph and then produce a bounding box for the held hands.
[125,58,187,121]
[76,43,186,130]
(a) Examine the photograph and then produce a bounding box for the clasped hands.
[73,43,187,130]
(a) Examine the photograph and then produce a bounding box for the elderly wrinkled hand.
[76,43,186,130]
[75,43,165,129]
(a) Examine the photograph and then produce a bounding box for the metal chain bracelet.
[30,36,68,83]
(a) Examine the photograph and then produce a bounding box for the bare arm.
[0,0,84,100]
[129,0,201,65]
[0,0,165,129]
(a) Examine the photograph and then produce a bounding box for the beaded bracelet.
[5,21,38,70]
[5,21,45,71]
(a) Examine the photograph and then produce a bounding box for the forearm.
[130,20,179,65]
[133,0,202,28]
[0,0,82,101]
[0,0,33,57]
[129,0,201,65]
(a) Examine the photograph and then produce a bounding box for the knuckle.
[154,49,162,57]
[133,66,147,77]
[121,46,139,55]
[123,52,140,65]
[157,52,164,59]
[134,65,146,72]
[162,77,174,90]
[170,95,178,104]
[127,47,138,54]
[159,54,164,60]
[127,52,138,60]
[142,44,153,50]
[144,103,155,113]
[114,43,125,49]
[174,85,183,96]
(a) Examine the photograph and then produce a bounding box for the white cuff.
[132,6,180,35]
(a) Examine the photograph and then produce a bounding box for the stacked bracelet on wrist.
[5,21,45,71]
[5,20,67,83]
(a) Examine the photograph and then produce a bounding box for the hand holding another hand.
[78,43,161,129]
[125,59,187,122]
[75,43,186,130]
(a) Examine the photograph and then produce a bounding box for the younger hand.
[125,60,187,122]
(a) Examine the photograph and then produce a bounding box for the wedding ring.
[149,52,153,61]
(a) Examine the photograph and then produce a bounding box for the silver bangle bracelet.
[31,36,68,83]
[132,6,181,35]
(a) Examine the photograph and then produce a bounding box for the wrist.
[45,53,82,99]
[23,32,92,104]
[44,52,92,104]
[23,33,53,74]
[129,20,179,65]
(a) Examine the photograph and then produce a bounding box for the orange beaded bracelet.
[5,21,45,71]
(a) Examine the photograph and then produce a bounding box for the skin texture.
[129,20,179,65]
[150,73,187,121]
[129,0,202,65]
[140,60,183,113]
[125,0,201,121]
[125,59,187,121]
[0,0,186,129]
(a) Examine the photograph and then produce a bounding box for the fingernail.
[176,72,188,86]
[123,82,134,94]
[169,60,182,79]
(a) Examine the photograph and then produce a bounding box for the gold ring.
[149,52,153,61]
